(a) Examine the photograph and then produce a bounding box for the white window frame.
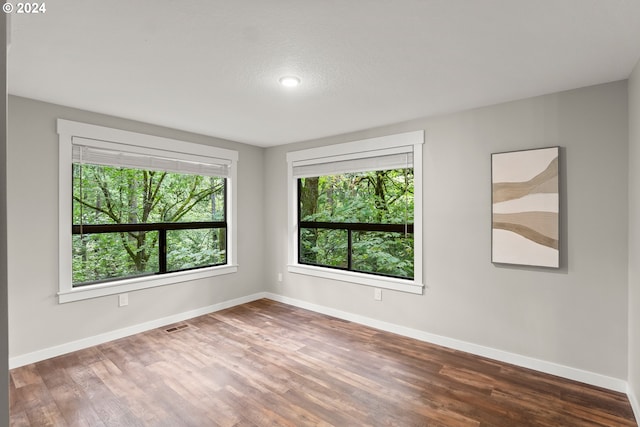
[286,131,424,295]
[57,119,239,303]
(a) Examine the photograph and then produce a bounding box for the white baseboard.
[10,291,630,397]
[628,383,640,424]
[9,292,267,369]
[264,293,628,393]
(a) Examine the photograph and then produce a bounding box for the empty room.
[2,0,640,425]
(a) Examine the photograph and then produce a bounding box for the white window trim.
[57,119,239,303]
[286,130,424,295]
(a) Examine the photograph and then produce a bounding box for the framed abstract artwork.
[491,147,560,268]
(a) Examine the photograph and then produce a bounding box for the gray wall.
[629,59,640,411]
[7,96,265,358]
[264,81,629,380]
[1,14,8,427]
[6,80,633,397]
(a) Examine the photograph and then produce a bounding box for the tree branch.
[149,172,167,214]
[73,196,121,224]
[118,232,135,260]
[93,168,121,222]
[172,188,215,222]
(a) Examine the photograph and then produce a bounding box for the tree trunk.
[127,174,145,272]
[374,171,388,222]
[300,177,319,263]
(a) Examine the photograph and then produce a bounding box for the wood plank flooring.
[9,299,637,426]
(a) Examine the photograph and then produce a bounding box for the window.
[72,163,227,285]
[287,131,423,294]
[298,169,414,279]
[58,120,238,303]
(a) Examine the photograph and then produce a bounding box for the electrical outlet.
[118,293,129,307]
[277,273,283,282]
[374,288,382,301]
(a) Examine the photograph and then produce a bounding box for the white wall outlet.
[374,288,382,301]
[118,293,129,307]
[277,273,283,282]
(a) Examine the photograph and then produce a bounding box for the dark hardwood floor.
[9,299,637,426]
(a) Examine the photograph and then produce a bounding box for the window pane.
[72,231,159,285]
[352,231,414,279]
[72,163,227,286]
[73,164,225,225]
[300,228,348,268]
[299,169,413,224]
[298,169,414,279]
[166,228,226,271]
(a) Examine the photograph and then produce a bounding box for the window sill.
[287,264,423,295]
[58,265,238,303]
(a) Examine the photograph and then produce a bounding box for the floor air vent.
[165,324,190,333]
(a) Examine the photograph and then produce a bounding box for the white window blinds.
[291,146,413,178]
[72,137,232,178]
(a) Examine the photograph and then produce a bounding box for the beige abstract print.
[492,147,559,267]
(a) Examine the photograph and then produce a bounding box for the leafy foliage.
[299,169,414,279]
[300,170,413,224]
[352,231,413,277]
[72,164,225,285]
[166,228,226,272]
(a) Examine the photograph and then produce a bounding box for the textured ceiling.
[8,0,640,146]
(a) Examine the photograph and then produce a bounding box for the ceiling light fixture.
[279,76,301,88]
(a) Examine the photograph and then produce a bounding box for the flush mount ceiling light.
[279,76,301,88]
